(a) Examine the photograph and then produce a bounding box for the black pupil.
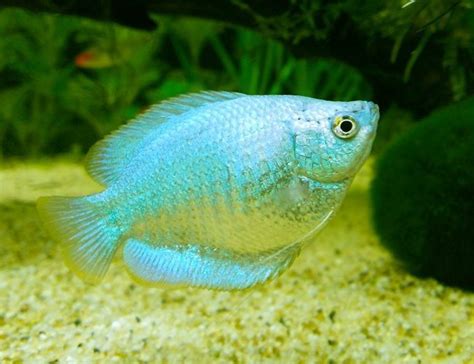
[340,119,353,133]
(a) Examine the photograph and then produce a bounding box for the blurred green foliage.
[238,0,473,98]
[0,9,372,158]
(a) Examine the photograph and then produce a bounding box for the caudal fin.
[37,196,121,284]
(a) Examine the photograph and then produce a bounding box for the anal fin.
[122,239,300,290]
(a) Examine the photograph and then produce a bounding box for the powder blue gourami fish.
[37,91,379,290]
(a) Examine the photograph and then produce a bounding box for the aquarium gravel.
[0,160,473,363]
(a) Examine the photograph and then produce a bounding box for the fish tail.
[37,195,121,284]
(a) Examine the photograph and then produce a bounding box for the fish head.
[292,98,379,183]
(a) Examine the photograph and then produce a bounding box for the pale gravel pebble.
[0,160,473,363]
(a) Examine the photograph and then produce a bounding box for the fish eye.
[332,115,358,139]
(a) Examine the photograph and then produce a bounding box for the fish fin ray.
[37,196,121,283]
[85,91,246,185]
[155,90,246,115]
[122,239,300,290]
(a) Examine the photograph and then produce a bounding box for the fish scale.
[37,91,378,290]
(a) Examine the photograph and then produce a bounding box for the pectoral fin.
[122,239,300,290]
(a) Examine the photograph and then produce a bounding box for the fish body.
[38,91,379,290]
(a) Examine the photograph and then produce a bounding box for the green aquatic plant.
[208,28,371,99]
[234,0,473,100]
[65,26,163,137]
[0,9,164,156]
[371,98,474,289]
[2,0,473,117]
[0,8,78,157]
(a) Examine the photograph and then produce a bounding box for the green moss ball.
[371,98,474,289]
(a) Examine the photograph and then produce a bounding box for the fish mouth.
[370,102,379,115]
[369,102,380,125]
[365,102,379,140]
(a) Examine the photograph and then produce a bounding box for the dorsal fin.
[85,91,246,186]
